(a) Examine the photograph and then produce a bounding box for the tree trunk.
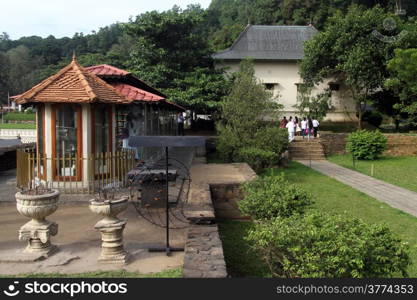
[395,118,400,132]
[358,109,362,130]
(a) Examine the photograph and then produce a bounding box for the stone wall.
[384,135,417,156]
[319,133,349,156]
[183,225,227,278]
[320,133,417,156]
[210,183,245,219]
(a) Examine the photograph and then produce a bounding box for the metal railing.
[16,148,136,194]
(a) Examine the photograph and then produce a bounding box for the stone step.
[290,151,324,155]
[289,145,323,149]
[291,155,326,159]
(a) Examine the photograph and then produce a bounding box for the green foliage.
[363,110,383,128]
[207,0,413,50]
[239,174,313,220]
[300,6,396,128]
[126,5,229,113]
[218,220,271,277]
[165,67,232,113]
[386,48,417,125]
[252,127,289,155]
[237,147,278,171]
[294,85,330,121]
[217,59,285,163]
[247,211,411,278]
[346,130,387,160]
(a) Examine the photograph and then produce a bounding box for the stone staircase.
[288,138,326,160]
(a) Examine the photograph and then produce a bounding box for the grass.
[275,161,417,277]
[1,268,182,278]
[3,112,36,121]
[218,220,270,277]
[327,154,417,193]
[218,161,417,277]
[0,123,36,129]
[206,151,227,164]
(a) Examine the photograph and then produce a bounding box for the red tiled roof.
[85,64,130,77]
[14,57,129,105]
[111,83,164,102]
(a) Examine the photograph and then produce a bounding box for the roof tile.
[14,58,129,105]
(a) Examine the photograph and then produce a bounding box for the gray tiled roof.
[213,25,318,60]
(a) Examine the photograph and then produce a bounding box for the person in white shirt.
[286,116,295,142]
[300,117,307,139]
[312,118,320,138]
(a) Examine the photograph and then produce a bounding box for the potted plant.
[15,182,59,256]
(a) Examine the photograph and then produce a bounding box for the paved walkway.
[298,160,417,218]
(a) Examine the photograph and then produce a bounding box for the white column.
[82,104,91,186]
[44,104,53,183]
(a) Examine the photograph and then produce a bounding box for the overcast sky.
[1,0,212,40]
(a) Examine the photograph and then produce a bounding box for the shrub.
[246,212,410,278]
[216,59,287,165]
[253,127,289,155]
[363,110,383,128]
[238,174,313,220]
[237,147,278,172]
[216,124,245,161]
[346,130,387,160]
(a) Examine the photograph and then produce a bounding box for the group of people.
[279,116,320,142]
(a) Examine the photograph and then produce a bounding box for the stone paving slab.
[298,160,417,217]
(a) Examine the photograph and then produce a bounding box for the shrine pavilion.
[14,55,184,193]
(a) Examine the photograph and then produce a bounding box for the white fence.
[0,129,36,143]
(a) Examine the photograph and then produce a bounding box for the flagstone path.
[297,160,417,218]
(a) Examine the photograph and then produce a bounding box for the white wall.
[216,60,357,122]
[0,129,36,143]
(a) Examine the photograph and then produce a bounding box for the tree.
[126,5,211,89]
[126,5,228,114]
[0,52,10,104]
[300,6,396,128]
[216,59,284,161]
[293,85,331,120]
[165,67,232,114]
[385,48,417,125]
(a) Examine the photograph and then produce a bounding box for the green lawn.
[1,268,182,278]
[328,154,417,193]
[218,220,270,277]
[3,112,36,121]
[279,162,417,277]
[219,161,417,277]
[0,123,36,129]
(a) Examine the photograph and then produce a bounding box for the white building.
[213,25,357,122]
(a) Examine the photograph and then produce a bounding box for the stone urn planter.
[15,189,60,256]
[89,196,129,264]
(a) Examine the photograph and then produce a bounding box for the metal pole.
[165,146,170,255]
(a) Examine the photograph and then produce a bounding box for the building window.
[295,83,308,94]
[264,83,275,91]
[93,106,111,154]
[52,104,82,180]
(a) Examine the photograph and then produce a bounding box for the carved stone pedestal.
[19,219,58,256]
[15,189,60,256]
[94,220,129,264]
[89,196,129,264]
